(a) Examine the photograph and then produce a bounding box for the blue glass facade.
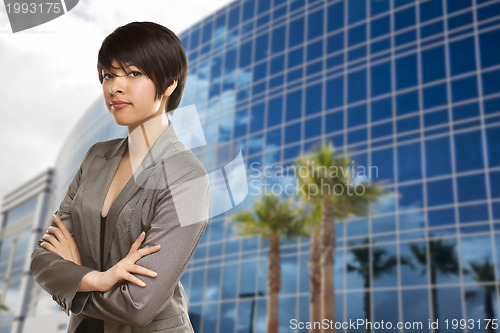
[174,0,500,332]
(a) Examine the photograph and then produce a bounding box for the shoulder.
[166,140,208,180]
[88,138,124,155]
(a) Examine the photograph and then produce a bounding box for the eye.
[102,73,113,81]
[128,71,142,78]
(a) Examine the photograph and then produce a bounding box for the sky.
[0,0,235,208]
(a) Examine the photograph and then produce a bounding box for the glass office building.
[19,0,500,332]
[0,169,54,333]
[175,0,500,332]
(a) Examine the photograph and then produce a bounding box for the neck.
[127,113,169,174]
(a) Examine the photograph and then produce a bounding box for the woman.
[30,21,210,333]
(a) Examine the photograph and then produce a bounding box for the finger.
[41,234,59,246]
[130,264,158,277]
[128,232,146,253]
[123,273,147,287]
[47,226,65,242]
[40,241,57,253]
[125,244,161,263]
[52,214,71,238]
[131,245,161,262]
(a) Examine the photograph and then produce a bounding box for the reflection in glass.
[374,290,398,330]
[460,235,494,284]
[436,287,463,324]
[402,289,429,332]
[401,241,428,286]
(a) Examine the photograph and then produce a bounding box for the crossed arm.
[30,145,209,327]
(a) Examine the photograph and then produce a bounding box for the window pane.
[395,7,415,30]
[288,17,304,48]
[327,1,344,32]
[427,178,454,207]
[453,102,479,121]
[396,54,417,90]
[454,130,484,172]
[306,83,322,115]
[424,109,448,127]
[451,76,478,102]
[449,38,476,75]
[422,46,446,83]
[480,29,500,68]
[457,174,487,203]
[326,76,344,109]
[400,244,428,286]
[267,96,283,127]
[397,91,419,116]
[348,69,366,103]
[424,84,447,109]
[447,0,472,13]
[348,24,366,46]
[420,0,443,22]
[251,103,265,132]
[371,62,391,97]
[239,40,252,68]
[426,137,452,177]
[398,142,422,182]
[286,89,302,121]
[482,69,500,95]
[399,183,424,211]
[348,104,366,128]
[285,123,301,144]
[486,125,500,167]
[372,244,398,287]
[371,97,392,121]
[308,9,324,39]
[402,289,430,329]
[348,0,365,24]
[305,116,321,139]
[374,290,399,323]
[255,33,269,62]
[325,111,343,133]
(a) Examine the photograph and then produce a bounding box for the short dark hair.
[97,21,188,113]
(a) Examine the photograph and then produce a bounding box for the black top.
[75,214,106,333]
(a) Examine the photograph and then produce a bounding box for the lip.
[110,100,131,109]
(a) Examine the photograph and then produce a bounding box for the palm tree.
[227,193,308,333]
[346,238,413,333]
[296,142,391,333]
[409,234,461,333]
[0,293,8,312]
[297,202,322,333]
[464,258,498,333]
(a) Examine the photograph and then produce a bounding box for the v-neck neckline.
[101,144,134,219]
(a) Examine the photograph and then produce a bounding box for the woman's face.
[101,59,167,131]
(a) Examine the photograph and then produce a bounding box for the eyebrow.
[102,64,139,75]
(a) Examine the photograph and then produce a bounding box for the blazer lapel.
[99,118,181,269]
[82,136,127,268]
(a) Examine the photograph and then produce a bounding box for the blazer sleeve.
[30,143,98,316]
[71,163,210,327]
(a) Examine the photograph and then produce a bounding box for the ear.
[164,80,178,97]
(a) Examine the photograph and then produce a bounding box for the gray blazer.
[30,118,210,333]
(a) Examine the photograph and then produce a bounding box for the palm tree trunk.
[321,198,336,333]
[309,232,321,333]
[430,265,439,333]
[364,277,372,333]
[485,288,494,333]
[267,235,281,333]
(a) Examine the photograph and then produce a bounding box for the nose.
[108,76,126,95]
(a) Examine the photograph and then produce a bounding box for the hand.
[92,231,160,292]
[40,214,82,266]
